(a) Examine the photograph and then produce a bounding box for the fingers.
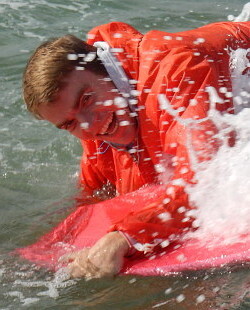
[59,249,102,279]
[58,246,119,279]
[67,256,101,279]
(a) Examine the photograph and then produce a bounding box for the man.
[23,21,250,278]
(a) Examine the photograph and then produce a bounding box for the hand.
[59,231,129,279]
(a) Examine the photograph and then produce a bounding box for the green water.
[0,0,249,308]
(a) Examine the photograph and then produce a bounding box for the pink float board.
[17,186,250,276]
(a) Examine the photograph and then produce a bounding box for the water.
[0,0,250,308]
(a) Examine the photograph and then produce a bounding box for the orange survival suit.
[79,21,250,247]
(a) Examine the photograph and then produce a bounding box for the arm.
[79,140,117,201]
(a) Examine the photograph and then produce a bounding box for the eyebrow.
[55,85,89,129]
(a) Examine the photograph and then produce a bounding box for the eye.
[80,92,92,107]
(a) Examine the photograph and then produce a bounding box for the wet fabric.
[17,185,250,273]
[78,21,250,245]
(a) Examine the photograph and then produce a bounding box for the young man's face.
[37,68,137,145]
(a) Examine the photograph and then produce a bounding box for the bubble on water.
[22,297,40,305]
[103,100,113,106]
[148,255,156,260]
[129,112,138,117]
[80,122,89,130]
[162,197,170,204]
[119,120,130,127]
[171,178,185,186]
[20,49,30,53]
[154,164,166,173]
[67,53,78,60]
[114,97,128,108]
[160,240,170,248]
[116,109,126,115]
[113,33,122,38]
[75,66,85,70]
[177,254,187,262]
[176,294,185,303]
[133,242,154,253]
[128,278,136,284]
[129,79,138,85]
[128,148,137,154]
[84,52,96,62]
[157,212,171,222]
[111,48,124,53]
[152,232,159,238]
[196,294,206,303]
[152,300,168,308]
[129,99,138,105]
[166,186,174,195]
[219,87,227,93]
[177,206,186,213]
[169,143,177,148]
[130,90,141,97]
[225,91,233,98]
[103,77,112,82]
[164,288,172,295]
[87,33,95,40]
[192,219,200,228]
[180,167,189,174]
[213,286,220,293]
[194,38,205,45]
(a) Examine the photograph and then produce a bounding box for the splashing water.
[177,4,250,245]
[187,105,250,244]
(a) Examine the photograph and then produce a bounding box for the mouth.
[99,112,118,136]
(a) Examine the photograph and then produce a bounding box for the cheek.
[38,105,67,125]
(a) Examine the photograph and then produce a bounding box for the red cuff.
[118,231,137,256]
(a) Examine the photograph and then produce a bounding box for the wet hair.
[22,34,107,118]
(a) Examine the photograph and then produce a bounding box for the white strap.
[93,41,133,97]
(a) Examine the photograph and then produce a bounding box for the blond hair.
[22,34,105,118]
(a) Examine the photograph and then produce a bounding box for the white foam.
[232,2,250,21]
[187,108,250,243]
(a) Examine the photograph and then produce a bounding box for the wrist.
[118,231,137,256]
[109,231,130,256]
